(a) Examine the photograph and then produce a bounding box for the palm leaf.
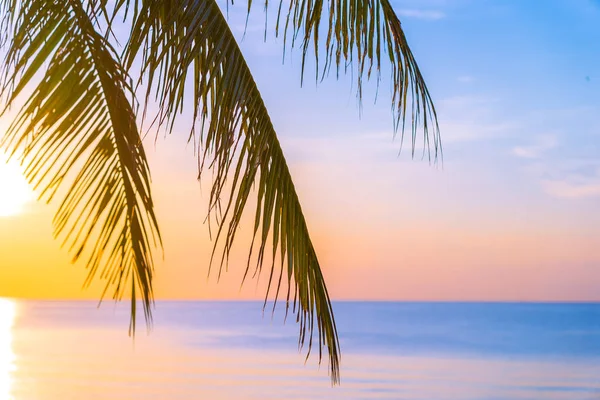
[0,0,441,385]
[276,0,441,157]
[0,0,161,332]
[123,0,441,383]
[125,0,341,382]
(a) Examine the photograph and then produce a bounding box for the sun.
[0,155,33,217]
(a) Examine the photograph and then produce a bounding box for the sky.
[0,0,599,302]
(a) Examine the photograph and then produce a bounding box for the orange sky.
[1,136,598,302]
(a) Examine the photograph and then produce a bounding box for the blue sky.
[140,0,600,300]
[208,0,600,225]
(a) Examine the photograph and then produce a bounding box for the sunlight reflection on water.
[4,301,600,399]
[0,298,15,399]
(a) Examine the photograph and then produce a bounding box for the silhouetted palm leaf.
[0,0,440,384]
[277,0,441,156]
[0,0,161,332]
[126,0,344,381]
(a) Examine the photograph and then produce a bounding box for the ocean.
[1,300,599,399]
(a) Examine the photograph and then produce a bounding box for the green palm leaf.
[126,0,342,382]
[0,0,440,385]
[277,0,441,156]
[122,0,440,383]
[0,0,161,332]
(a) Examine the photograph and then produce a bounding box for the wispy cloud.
[397,9,446,20]
[457,75,475,83]
[542,179,600,199]
[442,121,517,143]
[435,96,518,143]
[511,134,558,159]
[527,159,600,199]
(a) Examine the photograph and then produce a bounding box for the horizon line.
[2,297,599,305]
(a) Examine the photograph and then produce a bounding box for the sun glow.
[0,298,16,399]
[0,155,32,217]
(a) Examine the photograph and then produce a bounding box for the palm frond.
[275,0,441,159]
[0,0,161,332]
[0,0,441,385]
[126,0,340,383]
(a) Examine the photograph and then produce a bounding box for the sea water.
[2,300,599,399]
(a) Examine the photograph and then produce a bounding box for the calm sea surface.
[1,300,599,399]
